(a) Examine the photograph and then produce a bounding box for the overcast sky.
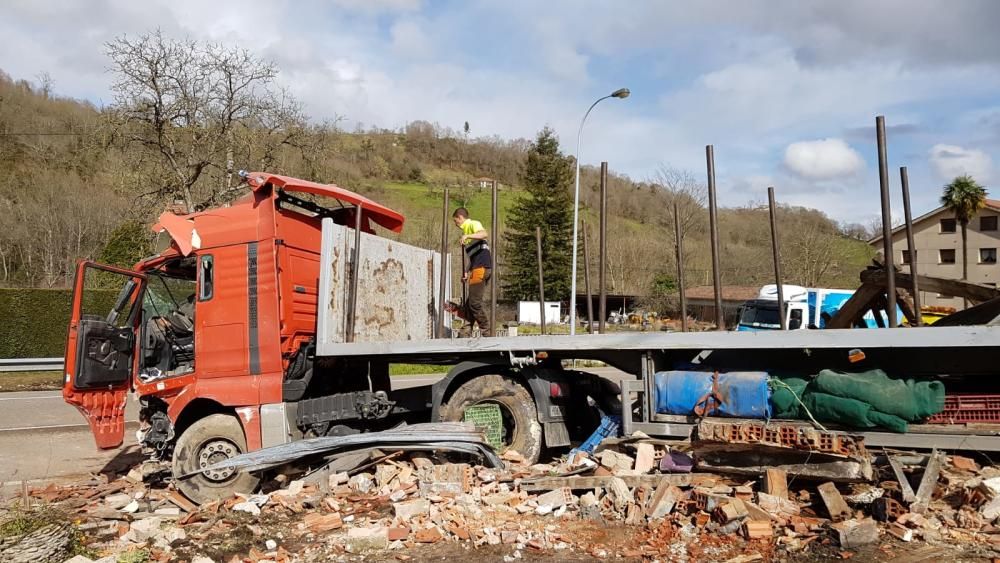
[3,0,999,223]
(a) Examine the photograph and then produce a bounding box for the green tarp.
[769,369,946,433]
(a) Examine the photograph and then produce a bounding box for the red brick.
[414,527,443,543]
[388,526,410,541]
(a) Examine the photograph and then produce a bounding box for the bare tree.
[35,72,53,98]
[106,30,293,210]
[650,165,707,246]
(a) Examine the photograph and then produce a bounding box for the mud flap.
[64,388,129,449]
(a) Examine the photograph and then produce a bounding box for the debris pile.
[9,433,1000,562]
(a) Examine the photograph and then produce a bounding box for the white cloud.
[330,0,420,14]
[929,144,994,182]
[390,19,433,59]
[783,139,865,180]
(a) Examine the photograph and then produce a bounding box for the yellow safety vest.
[460,218,485,244]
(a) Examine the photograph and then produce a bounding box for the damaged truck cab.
[63,172,408,503]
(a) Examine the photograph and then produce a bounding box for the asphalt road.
[0,368,631,487]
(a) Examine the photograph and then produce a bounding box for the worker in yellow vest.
[452,207,492,336]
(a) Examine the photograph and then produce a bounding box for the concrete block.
[346,526,389,553]
[393,498,431,522]
[634,443,655,473]
[832,518,878,549]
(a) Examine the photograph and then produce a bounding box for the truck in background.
[736,284,902,331]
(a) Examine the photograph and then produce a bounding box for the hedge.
[0,288,118,358]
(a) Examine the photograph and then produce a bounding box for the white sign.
[518,301,561,324]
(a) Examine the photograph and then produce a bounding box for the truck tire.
[440,374,543,464]
[172,414,260,505]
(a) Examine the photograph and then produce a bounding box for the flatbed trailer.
[316,326,1000,449]
[312,216,1000,454]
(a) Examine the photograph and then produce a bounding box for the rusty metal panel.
[318,218,449,345]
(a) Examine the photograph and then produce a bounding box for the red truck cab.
[62,172,404,502]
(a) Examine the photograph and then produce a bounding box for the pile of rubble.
[7,432,1000,562]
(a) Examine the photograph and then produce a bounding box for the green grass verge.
[390,364,450,376]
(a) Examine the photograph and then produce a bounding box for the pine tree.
[503,127,574,301]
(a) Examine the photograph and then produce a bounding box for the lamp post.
[570,87,629,335]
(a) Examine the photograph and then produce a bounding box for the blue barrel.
[654,370,771,418]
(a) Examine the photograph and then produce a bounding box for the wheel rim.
[197,438,240,482]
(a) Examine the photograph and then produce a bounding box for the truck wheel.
[440,374,543,464]
[172,414,260,505]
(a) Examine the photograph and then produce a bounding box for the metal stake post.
[536,226,546,335]
[673,202,688,332]
[346,204,363,342]
[876,116,897,328]
[582,220,594,333]
[598,161,608,334]
[767,187,787,330]
[901,167,922,325]
[490,180,498,334]
[437,188,450,338]
[706,145,725,330]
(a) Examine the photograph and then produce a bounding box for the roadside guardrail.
[0,358,64,372]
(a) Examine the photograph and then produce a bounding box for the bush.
[0,288,117,358]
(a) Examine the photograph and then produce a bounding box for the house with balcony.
[869,199,1000,309]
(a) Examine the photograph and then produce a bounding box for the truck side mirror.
[789,310,803,330]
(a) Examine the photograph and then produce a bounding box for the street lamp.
[569,87,630,335]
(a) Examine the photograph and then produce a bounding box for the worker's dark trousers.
[467,275,491,336]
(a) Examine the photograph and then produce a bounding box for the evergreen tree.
[503,128,574,301]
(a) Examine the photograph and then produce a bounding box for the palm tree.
[940,175,988,283]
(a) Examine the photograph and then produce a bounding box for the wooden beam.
[826,282,884,329]
[864,269,1000,304]
[895,289,918,325]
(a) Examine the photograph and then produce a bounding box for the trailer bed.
[317,325,1000,377]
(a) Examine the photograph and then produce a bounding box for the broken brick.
[302,513,343,533]
[447,524,471,541]
[714,499,749,524]
[818,482,852,523]
[500,450,525,463]
[951,455,978,472]
[744,520,773,539]
[387,526,410,541]
[887,522,913,542]
[413,527,443,544]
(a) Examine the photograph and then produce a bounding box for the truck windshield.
[141,258,197,380]
[739,303,781,328]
